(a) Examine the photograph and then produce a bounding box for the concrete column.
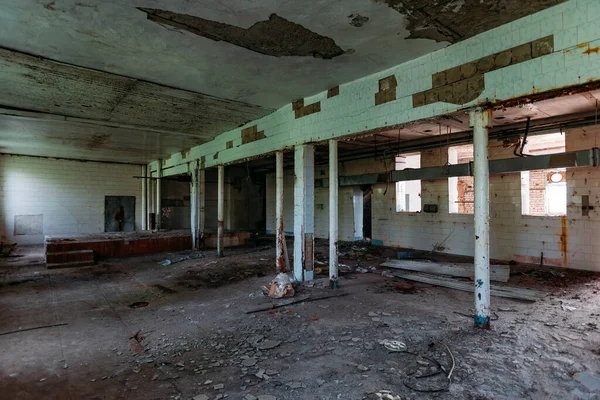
[471,108,492,329]
[147,164,153,230]
[190,165,198,249]
[217,165,225,257]
[156,160,162,230]
[293,144,315,282]
[141,165,147,231]
[199,168,206,242]
[275,151,286,272]
[329,140,338,283]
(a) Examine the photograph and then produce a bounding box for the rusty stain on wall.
[241,125,266,144]
[87,133,110,150]
[560,216,568,264]
[294,101,321,119]
[583,47,600,55]
[413,36,554,107]
[138,9,345,59]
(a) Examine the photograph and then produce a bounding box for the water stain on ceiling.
[376,0,566,42]
[138,8,346,59]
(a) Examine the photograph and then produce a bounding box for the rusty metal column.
[329,140,338,284]
[293,144,315,282]
[141,165,147,231]
[471,108,492,328]
[217,165,225,257]
[156,160,162,230]
[275,151,286,272]
[199,167,206,244]
[190,164,198,249]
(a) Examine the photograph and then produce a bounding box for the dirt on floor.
[0,242,599,400]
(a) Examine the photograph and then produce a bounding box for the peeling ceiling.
[0,0,566,163]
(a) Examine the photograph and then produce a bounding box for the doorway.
[105,196,135,232]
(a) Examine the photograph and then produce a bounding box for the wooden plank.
[381,260,510,283]
[389,272,546,302]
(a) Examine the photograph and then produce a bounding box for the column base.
[474,314,490,329]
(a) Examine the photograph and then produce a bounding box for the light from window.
[520,132,566,216]
[448,144,474,214]
[395,153,421,212]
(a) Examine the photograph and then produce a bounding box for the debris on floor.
[386,271,546,301]
[262,273,295,298]
[381,259,511,282]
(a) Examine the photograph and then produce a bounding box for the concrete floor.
[1,244,600,400]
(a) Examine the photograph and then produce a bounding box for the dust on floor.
[0,243,599,400]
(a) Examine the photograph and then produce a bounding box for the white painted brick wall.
[267,127,600,271]
[0,155,142,245]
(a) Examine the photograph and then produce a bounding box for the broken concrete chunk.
[213,383,224,390]
[193,395,210,400]
[574,371,600,391]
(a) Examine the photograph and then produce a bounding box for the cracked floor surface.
[0,243,599,399]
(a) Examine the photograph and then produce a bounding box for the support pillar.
[190,164,198,249]
[293,144,315,282]
[471,108,492,328]
[141,165,146,231]
[329,140,338,284]
[217,165,225,257]
[199,168,206,245]
[156,160,162,230]
[275,151,286,272]
[147,164,153,230]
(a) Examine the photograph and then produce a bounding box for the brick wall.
[0,155,142,245]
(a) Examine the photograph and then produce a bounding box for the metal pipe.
[141,165,146,231]
[275,151,286,272]
[471,108,492,329]
[329,140,339,284]
[217,165,225,257]
[156,160,162,230]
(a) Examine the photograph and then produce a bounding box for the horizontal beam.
[315,148,600,187]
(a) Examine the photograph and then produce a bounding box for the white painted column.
[275,151,286,273]
[217,165,225,257]
[156,160,162,230]
[190,165,198,249]
[329,140,339,283]
[199,168,206,243]
[293,144,315,282]
[141,165,147,231]
[147,164,153,230]
[471,108,492,328]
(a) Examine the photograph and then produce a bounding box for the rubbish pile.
[262,273,295,298]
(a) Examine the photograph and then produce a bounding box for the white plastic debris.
[263,273,295,298]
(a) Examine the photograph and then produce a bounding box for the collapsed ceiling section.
[138,9,346,59]
[377,0,566,42]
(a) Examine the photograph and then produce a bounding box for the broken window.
[395,153,421,212]
[448,144,474,214]
[520,132,566,216]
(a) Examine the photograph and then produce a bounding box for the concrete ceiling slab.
[0,0,568,163]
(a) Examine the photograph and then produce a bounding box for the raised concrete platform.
[44,230,193,266]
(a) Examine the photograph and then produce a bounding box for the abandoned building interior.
[2,0,600,399]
